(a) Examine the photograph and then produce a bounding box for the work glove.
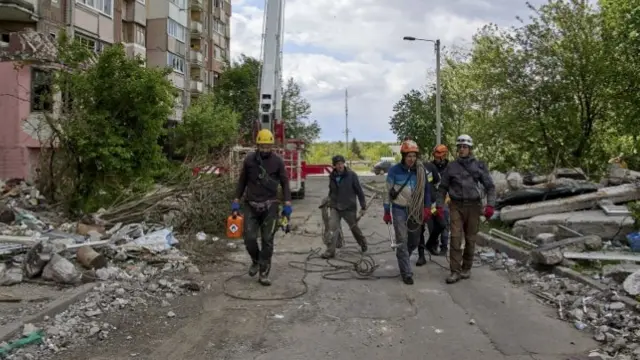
[423,207,432,222]
[231,201,240,213]
[483,205,495,219]
[383,211,392,224]
[435,206,445,219]
[282,204,292,218]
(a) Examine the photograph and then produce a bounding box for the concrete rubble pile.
[491,163,639,245]
[489,161,640,302]
[0,179,206,358]
[476,246,640,359]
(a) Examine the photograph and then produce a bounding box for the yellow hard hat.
[256,129,274,144]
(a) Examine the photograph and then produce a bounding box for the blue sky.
[230,0,545,141]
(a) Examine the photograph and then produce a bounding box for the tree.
[172,93,240,159]
[389,0,632,175]
[350,138,363,159]
[215,55,320,144]
[388,89,437,153]
[45,34,176,212]
[282,77,321,144]
[214,54,261,141]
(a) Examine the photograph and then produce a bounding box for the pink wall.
[0,61,41,181]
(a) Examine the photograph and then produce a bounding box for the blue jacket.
[383,162,431,212]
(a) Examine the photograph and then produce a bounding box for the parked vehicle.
[371,161,393,175]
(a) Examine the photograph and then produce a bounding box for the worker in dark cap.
[322,154,368,258]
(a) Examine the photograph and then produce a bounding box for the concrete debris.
[512,210,634,242]
[1,178,211,359]
[500,183,640,223]
[475,246,640,358]
[531,235,603,266]
[3,260,202,358]
[622,270,640,296]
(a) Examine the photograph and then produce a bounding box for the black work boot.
[416,249,427,266]
[437,247,448,256]
[427,247,439,256]
[446,272,461,284]
[402,276,414,285]
[258,264,271,286]
[248,262,259,277]
[460,269,471,279]
[321,250,335,259]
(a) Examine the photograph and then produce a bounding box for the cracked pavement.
[53,176,597,360]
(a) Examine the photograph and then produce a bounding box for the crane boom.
[258,0,285,134]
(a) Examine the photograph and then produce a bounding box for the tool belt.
[248,200,277,213]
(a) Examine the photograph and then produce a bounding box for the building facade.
[0,0,230,180]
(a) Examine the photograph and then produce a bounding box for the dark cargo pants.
[449,201,482,273]
[243,202,279,272]
[392,207,421,278]
[325,208,365,254]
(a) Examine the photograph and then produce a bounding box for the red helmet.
[400,140,419,154]
[433,144,448,159]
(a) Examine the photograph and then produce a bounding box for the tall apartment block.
[0,0,229,179]
[146,0,231,123]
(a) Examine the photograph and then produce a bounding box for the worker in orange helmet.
[382,139,432,285]
[421,144,450,262]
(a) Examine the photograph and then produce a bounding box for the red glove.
[484,206,495,219]
[423,207,431,221]
[383,211,392,224]
[435,206,444,219]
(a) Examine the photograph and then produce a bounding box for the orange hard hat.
[400,140,419,154]
[433,144,448,158]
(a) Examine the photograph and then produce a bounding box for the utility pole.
[345,88,350,163]
[435,39,441,145]
[403,36,442,145]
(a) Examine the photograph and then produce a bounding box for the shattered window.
[31,68,53,112]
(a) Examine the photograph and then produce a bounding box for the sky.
[229,0,545,141]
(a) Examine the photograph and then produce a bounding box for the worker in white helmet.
[435,134,496,284]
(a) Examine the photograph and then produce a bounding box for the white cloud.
[230,0,545,141]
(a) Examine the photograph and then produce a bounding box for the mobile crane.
[230,0,307,198]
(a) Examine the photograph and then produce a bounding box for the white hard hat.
[456,134,473,147]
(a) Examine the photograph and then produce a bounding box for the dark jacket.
[423,161,440,204]
[436,156,496,206]
[328,168,366,211]
[235,152,291,203]
[433,159,449,175]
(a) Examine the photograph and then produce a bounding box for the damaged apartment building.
[0,0,231,180]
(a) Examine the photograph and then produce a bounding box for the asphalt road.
[64,176,596,360]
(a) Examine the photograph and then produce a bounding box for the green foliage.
[389,0,640,175]
[214,55,260,141]
[307,141,396,164]
[214,55,320,143]
[44,32,176,213]
[282,77,321,144]
[172,93,239,159]
[350,138,363,160]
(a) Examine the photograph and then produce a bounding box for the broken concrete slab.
[531,235,602,265]
[602,264,640,283]
[622,270,640,296]
[534,233,556,245]
[512,210,634,241]
[500,183,640,223]
[563,251,640,262]
[607,166,640,186]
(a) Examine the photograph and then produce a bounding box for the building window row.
[168,52,185,73]
[168,19,186,42]
[76,0,113,16]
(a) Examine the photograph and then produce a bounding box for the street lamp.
[403,36,442,146]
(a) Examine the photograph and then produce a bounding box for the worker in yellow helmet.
[232,129,292,286]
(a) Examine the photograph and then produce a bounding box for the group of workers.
[232,128,496,286]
